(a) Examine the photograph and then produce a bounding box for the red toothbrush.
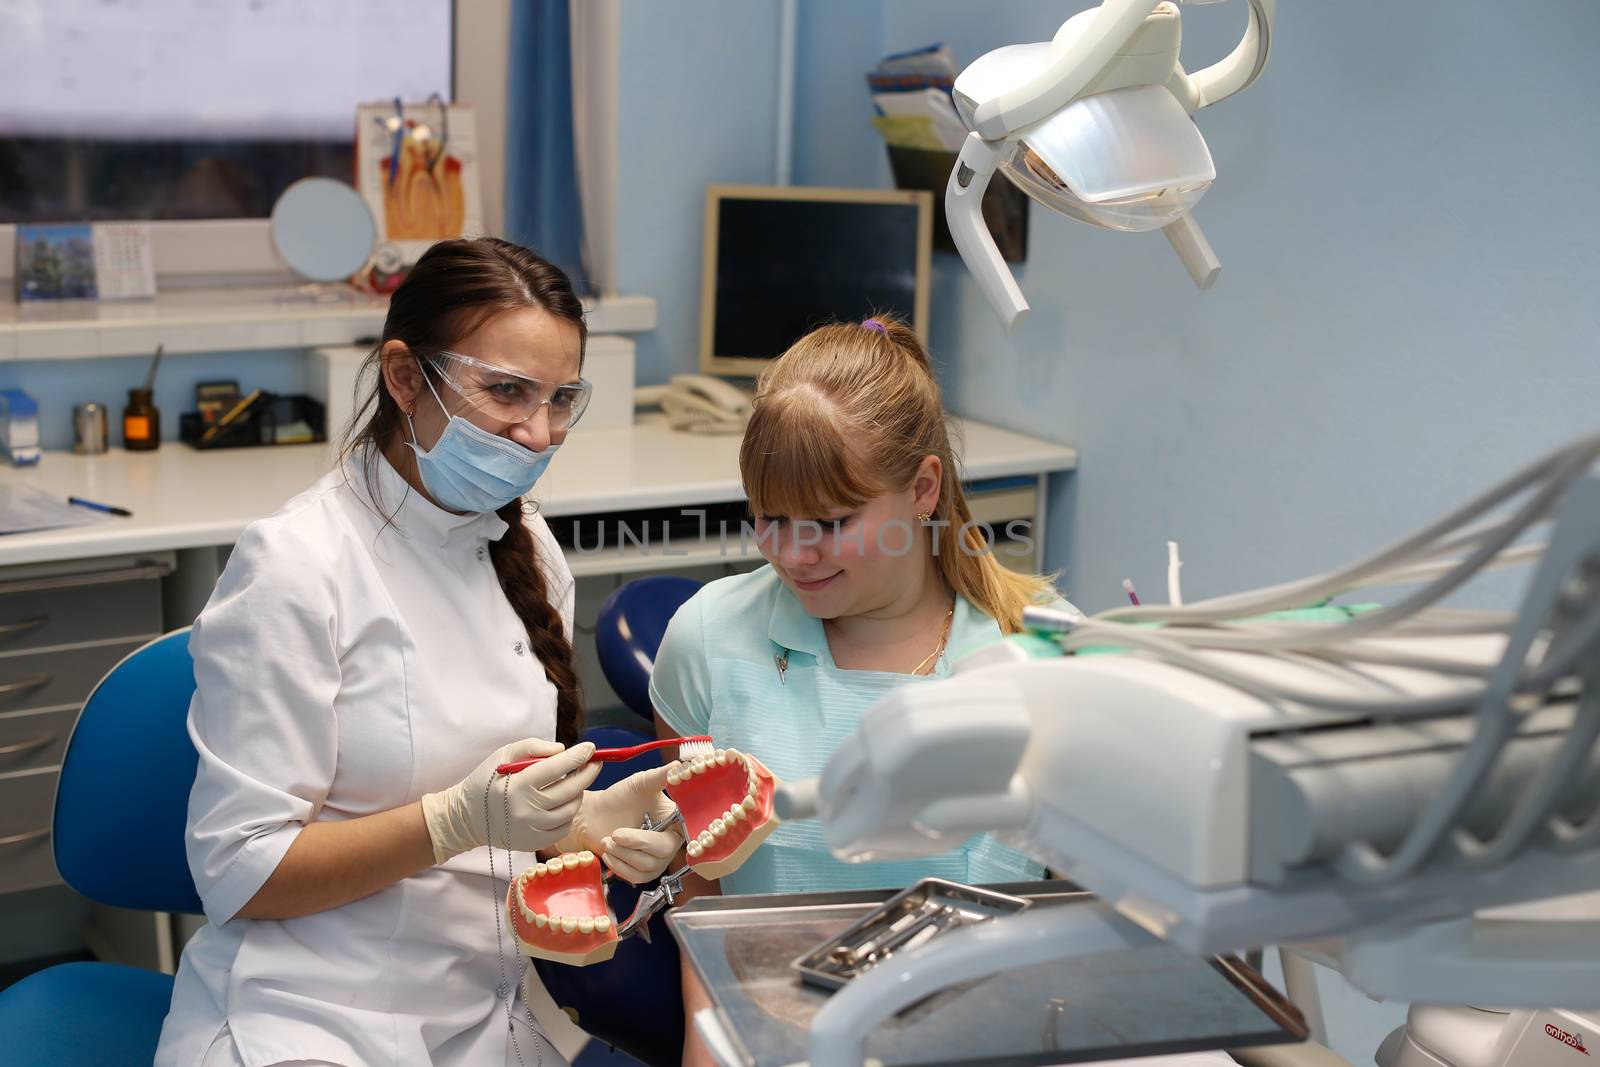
[496,736,714,777]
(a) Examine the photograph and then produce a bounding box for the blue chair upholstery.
[532,724,685,1067]
[0,629,198,1066]
[55,629,203,915]
[1,962,176,1067]
[594,576,701,724]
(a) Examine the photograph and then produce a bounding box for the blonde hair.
[738,315,1058,634]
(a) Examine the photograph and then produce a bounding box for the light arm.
[970,0,1163,140]
[1190,0,1275,108]
[945,134,1030,331]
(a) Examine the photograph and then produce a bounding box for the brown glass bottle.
[123,388,160,451]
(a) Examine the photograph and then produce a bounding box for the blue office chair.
[533,724,686,1067]
[594,576,702,725]
[0,629,200,1067]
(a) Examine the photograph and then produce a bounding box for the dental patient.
[649,316,1085,1065]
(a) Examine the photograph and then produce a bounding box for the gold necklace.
[910,603,956,676]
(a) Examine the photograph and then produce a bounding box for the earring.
[916,511,932,522]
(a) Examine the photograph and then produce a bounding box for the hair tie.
[860,319,887,335]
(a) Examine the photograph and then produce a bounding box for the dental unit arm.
[778,433,1600,1067]
[947,0,1274,330]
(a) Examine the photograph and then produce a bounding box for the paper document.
[872,88,968,150]
[0,484,112,535]
[871,114,948,151]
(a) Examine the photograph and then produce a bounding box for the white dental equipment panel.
[783,434,1600,1067]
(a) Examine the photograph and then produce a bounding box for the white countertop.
[0,415,1077,567]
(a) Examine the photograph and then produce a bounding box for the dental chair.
[0,629,201,1067]
[593,576,701,727]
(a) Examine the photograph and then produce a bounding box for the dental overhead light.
[946,0,1275,330]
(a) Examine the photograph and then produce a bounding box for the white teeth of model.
[711,817,727,837]
[578,851,595,866]
[560,916,577,934]
[534,862,548,877]
[687,840,702,858]
[714,750,728,765]
[692,759,707,775]
[667,769,681,786]
[698,830,715,848]
[740,796,756,815]
[729,804,745,822]
[577,916,595,935]
[534,912,548,929]
[546,856,564,873]
[594,915,612,933]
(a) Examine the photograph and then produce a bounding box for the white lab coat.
[155,451,574,1067]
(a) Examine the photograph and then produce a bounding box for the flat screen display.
[709,192,927,367]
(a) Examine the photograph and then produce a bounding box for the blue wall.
[612,0,784,385]
[868,0,1600,615]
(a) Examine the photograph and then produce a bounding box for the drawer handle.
[0,732,55,756]
[0,673,52,697]
[0,561,173,596]
[0,827,50,847]
[0,616,48,639]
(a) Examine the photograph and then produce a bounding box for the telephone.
[634,374,753,435]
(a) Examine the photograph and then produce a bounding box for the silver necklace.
[485,774,544,1067]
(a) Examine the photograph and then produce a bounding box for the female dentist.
[156,238,682,1067]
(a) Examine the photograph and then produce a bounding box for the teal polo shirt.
[649,565,1080,895]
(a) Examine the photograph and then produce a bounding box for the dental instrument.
[776,431,1600,1066]
[795,878,1031,988]
[945,0,1273,328]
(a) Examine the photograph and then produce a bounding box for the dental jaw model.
[668,748,779,880]
[503,749,780,966]
[507,850,617,966]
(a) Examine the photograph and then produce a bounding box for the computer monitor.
[698,185,933,378]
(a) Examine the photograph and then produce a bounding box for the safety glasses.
[427,349,593,431]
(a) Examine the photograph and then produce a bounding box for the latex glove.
[559,763,682,884]
[421,739,601,865]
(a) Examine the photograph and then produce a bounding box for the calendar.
[91,223,157,300]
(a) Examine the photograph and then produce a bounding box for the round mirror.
[270,178,377,282]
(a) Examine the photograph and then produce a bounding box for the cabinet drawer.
[0,769,60,893]
[0,576,163,655]
[0,640,149,714]
[0,706,78,774]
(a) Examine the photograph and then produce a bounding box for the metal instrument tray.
[667,882,1306,1067]
[792,877,1032,991]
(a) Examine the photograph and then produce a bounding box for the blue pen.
[68,496,132,518]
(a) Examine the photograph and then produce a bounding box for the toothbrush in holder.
[496,736,714,776]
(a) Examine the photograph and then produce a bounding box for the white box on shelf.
[308,344,370,446]
[582,334,635,430]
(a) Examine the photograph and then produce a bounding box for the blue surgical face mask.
[405,372,559,514]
